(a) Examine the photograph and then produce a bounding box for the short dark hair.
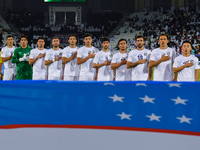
[20,36,28,41]
[118,38,127,46]
[182,40,193,48]
[37,37,45,41]
[84,33,92,39]
[159,34,168,40]
[52,37,59,40]
[68,34,77,40]
[101,37,110,43]
[136,35,144,41]
[6,35,13,40]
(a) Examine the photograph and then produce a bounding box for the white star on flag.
[109,94,124,102]
[176,115,192,124]
[168,83,181,88]
[171,97,188,105]
[139,95,155,103]
[136,83,147,87]
[117,112,132,120]
[146,113,162,122]
[104,83,115,86]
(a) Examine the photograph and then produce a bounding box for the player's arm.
[111,58,126,70]
[77,52,95,65]
[173,60,193,73]
[94,68,98,80]
[11,49,20,63]
[127,58,147,69]
[44,56,61,65]
[195,69,199,81]
[147,67,153,81]
[173,72,178,81]
[29,53,45,65]
[1,55,12,62]
[149,54,171,68]
[62,52,77,64]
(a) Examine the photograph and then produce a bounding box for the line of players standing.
[0,33,199,81]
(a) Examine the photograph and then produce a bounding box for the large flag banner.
[0,81,200,150]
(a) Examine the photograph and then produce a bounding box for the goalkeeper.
[11,36,32,79]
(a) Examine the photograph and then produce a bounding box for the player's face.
[101,41,110,49]
[118,40,127,51]
[84,36,92,45]
[158,36,168,47]
[6,37,14,46]
[20,38,28,47]
[37,39,45,48]
[182,43,192,54]
[68,36,77,45]
[136,38,144,48]
[52,39,60,47]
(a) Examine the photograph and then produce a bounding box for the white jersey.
[127,49,151,81]
[77,46,99,76]
[45,48,63,77]
[173,55,200,81]
[93,50,114,81]
[111,51,131,81]
[62,46,80,76]
[1,46,16,69]
[29,48,48,76]
[150,47,176,81]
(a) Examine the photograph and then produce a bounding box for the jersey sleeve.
[127,52,133,62]
[77,49,82,58]
[150,50,156,61]
[62,49,68,58]
[194,57,200,70]
[172,49,176,62]
[44,51,51,61]
[93,53,99,64]
[173,57,179,68]
[1,48,6,57]
[111,54,117,63]
[11,49,20,63]
[147,51,151,61]
[29,50,34,59]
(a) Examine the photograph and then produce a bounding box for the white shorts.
[33,75,47,80]
[3,68,16,81]
[79,75,94,81]
[64,76,79,81]
[48,76,62,80]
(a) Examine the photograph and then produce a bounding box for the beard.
[137,45,143,48]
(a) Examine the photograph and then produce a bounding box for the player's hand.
[73,51,77,58]
[160,54,171,62]
[37,53,45,58]
[19,58,26,62]
[147,77,151,81]
[0,73,2,80]
[103,60,109,66]
[94,75,97,80]
[55,56,62,61]
[88,52,95,58]
[138,58,147,64]
[184,60,194,67]
[25,56,30,61]
[121,58,127,65]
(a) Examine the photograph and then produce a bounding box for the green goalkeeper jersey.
[11,46,32,79]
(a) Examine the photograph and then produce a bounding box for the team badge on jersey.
[109,54,113,58]
[144,52,147,56]
[190,60,194,63]
[167,52,170,56]
[137,54,143,60]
